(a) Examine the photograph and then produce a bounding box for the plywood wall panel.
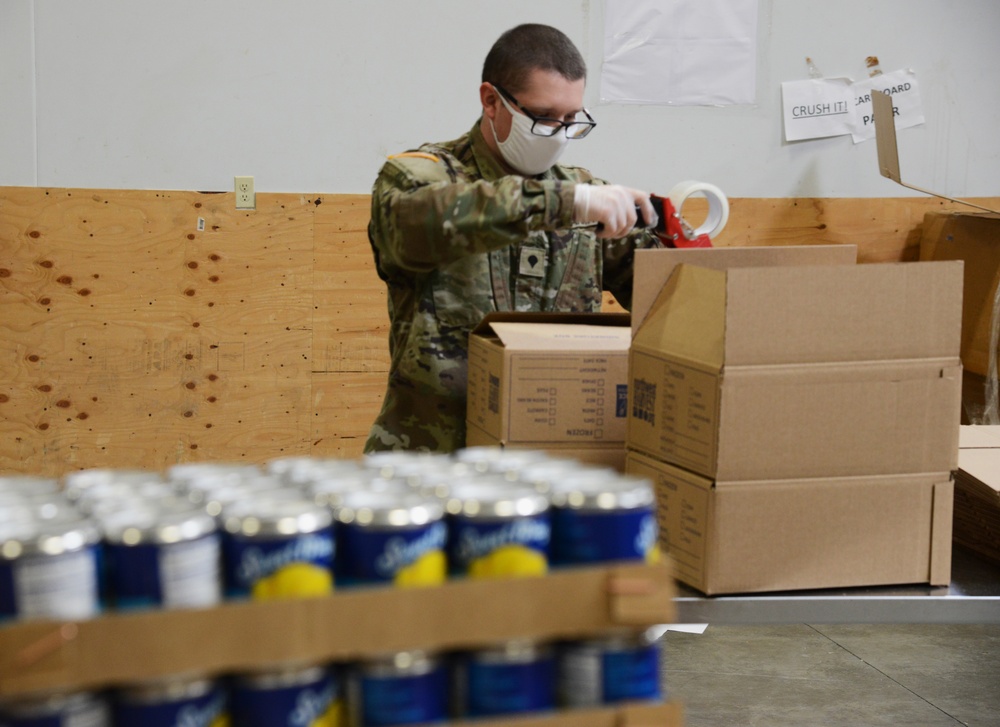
[1,188,317,475]
[4,187,995,475]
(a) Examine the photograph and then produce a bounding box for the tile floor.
[663,623,1000,726]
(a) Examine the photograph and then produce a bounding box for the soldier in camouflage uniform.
[365,24,663,453]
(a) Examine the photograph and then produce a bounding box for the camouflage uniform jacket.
[364,121,661,453]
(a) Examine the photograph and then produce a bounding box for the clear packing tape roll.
[667,181,730,240]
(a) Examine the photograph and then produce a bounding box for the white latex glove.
[573,184,658,239]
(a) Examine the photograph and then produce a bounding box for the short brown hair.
[482,24,587,94]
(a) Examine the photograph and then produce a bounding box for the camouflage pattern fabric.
[364,121,662,453]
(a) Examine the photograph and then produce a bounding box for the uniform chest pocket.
[430,255,496,329]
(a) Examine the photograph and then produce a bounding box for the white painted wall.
[2,0,998,197]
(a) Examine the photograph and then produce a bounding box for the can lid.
[0,516,100,559]
[0,475,62,496]
[233,663,330,689]
[100,504,217,545]
[334,490,444,527]
[362,649,440,677]
[0,691,105,718]
[222,497,333,537]
[117,675,217,704]
[361,450,454,479]
[550,474,655,511]
[63,470,167,504]
[270,456,364,487]
[472,638,552,664]
[445,479,550,518]
[516,461,618,493]
[452,446,553,473]
[306,473,402,508]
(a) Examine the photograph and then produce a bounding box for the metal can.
[0,690,111,727]
[452,447,553,476]
[99,504,221,610]
[350,651,449,727]
[230,663,341,727]
[0,517,101,621]
[333,490,447,588]
[445,480,550,579]
[556,628,664,707]
[0,475,62,496]
[453,639,555,718]
[113,676,227,727]
[221,497,335,600]
[62,469,164,502]
[549,474,660,566]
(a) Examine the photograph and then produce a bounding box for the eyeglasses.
[493,84,597,139]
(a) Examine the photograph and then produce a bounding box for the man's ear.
[480,82,500,120]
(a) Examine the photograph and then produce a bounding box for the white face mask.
[489,91,569,176]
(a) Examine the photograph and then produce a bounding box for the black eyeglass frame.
[493,83,597,139]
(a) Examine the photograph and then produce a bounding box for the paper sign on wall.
[850,69,924,143]
[781,78,855,141]
[600,0,759,106]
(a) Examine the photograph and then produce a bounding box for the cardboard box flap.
[486,321,631,352]
[631,245,858,336]
[919,213,1000,377]
[632,263,727,371]
[471,311,630,338]
[723,261,964,365]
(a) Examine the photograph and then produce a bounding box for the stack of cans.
[0,448,667,725]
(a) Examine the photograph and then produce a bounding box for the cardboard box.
[628,262,964,481]
[464,422,627,472]
[955,425,1000,565]
[919,212,1000,378]
[467,313,631,446]
[919,213,1000,424]
[627,450,954,595]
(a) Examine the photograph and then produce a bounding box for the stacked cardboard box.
[466,312,632,469]
[625,247,964,595]
[955,425,1000,565]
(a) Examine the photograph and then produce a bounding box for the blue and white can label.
[105,534,221,610]
[447,514,550,579]
[550,508,658,566]
[223,530,334,600]
[113,680,227,727]
[557,635,662,707]
[230,667,340,727]
[0,548,100,622]
[355,656,448,727]
[337,521,447,588]
[456,645,555,718]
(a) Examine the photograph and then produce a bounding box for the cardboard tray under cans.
[0,562,676,701]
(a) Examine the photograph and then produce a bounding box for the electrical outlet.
[235,175,255,210]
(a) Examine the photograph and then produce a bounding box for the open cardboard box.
[627,261,963,481]
[874,87,1000,423]
[466,312,631,447]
